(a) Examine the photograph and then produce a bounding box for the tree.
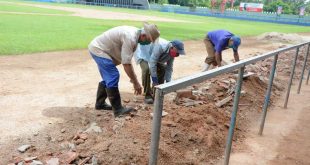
[168,0,179,4]
[158,0,168,4]
[264,0,292,14]
[196,0,210,7]
[148,0,159,3]
[289,0,307,15]
[179,0,189,6]
[306,2,310,15]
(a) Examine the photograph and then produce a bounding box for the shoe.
[144,96,154,104]
[106,87,134,117]
[95,82,112,110]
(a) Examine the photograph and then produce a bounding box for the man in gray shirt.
[149,39,185,94]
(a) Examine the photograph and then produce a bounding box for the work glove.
[151,76,159,86]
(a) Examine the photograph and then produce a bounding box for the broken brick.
[176,90,193,99]
[79,133,88,140]
[162,121,177,127]
[24,156,38,163]
[215,96,233,107]
[60,151,79,164]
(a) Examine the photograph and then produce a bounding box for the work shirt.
[134,44,152,64]
[207,30,236,54]
[149,38,174,82]
[88,26,140,65]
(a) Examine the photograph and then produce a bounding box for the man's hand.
[132,81,142,95]
[151,76,159,85]
[151,82,159,99]
[151,77,159,84]
[152,82,159,88]
[123,64,142,95]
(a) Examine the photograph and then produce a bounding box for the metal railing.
[149,41,310,165]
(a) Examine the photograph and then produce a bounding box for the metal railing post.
[224,66,245,165]
[284,47,300,108]
[307,69,310,85]
[258,54,278,135]
[149,89,165,165]
[297,44,310,93]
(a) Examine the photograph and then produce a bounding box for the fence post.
[297,44,310,93]
[258,54,278,135]
[149,89,165,165]
[224,66,245,165]
[284,47,300,109]
[307,69,310,85]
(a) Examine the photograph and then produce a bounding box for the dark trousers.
[139,60,165,98]
[140,60,152,98]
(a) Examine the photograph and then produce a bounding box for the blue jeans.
[90,52,120,88]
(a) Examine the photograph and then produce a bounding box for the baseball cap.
[171,40,185,55]
[231,36,241,50]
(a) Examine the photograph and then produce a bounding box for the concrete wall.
[133,0,149,9]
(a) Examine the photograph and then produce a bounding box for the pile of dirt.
[257,32,306,44]
[3,70,285,165]
[247,44,310,80]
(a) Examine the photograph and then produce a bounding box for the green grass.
[0,2,72,14]
[0,0,310,55]
[0,14,130,55]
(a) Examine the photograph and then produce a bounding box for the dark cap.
[171,40,185,55]
[231,36,241,50]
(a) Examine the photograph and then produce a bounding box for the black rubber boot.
[144,95,154,104]
[106,87,134,117]
[95,82,112,110]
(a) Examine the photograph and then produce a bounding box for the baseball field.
[1,0,310,164]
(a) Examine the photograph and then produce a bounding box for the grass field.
[1,0,310,55]
[0,2,72,14]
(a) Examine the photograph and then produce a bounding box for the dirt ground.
[0,1,189,22]
[227,84,310,165]
[1,33,310,164]
[270,95,310,165]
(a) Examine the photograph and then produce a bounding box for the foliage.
[158,0,168,5]
[153,0,310,15]
[264,0,293,14]
[179,0,210,7]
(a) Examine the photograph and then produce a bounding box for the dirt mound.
[2,69,286,164]
[246,43,309,81]
[257,32,305,44]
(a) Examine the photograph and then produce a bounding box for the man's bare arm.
[233,51,240,62]
[215,52,222,67]
[123,64,142,95]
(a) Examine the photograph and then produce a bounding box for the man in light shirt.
[135,38,185,104]
[134,43,153,104]
[88,22,160,117]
